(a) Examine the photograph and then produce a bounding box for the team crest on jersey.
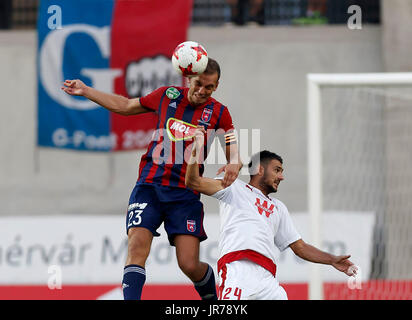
[187,220,196,232]
[255,198,275,218]
[166,87,180,100]
[201,108,213,122]
[166,118,197,141]
[197,108,213,127]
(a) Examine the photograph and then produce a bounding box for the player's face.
[188,73,219,106]
[262,159,284,194]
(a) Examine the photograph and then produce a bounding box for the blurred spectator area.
[0,0,38,29]
[0,0,380,29]
[194,0,380,25]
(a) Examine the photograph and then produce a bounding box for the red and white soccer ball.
[172,41,208,77]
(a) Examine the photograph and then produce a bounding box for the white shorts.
[217,259,288,300]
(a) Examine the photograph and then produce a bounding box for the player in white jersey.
[185,127,357,300]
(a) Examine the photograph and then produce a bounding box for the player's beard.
[260,171,278,195]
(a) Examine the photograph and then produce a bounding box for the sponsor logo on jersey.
[166,117,197,141]
[166,87,181,100]
[255,198,275,218]
[187,220,196,232]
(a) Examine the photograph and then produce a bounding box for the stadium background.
[0,0,411,300]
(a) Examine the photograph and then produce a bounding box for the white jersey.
[211,178,301,266]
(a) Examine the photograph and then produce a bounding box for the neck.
[248,179,270,197]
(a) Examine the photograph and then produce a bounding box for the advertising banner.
[0,212,375,299]
[37,0,191,151]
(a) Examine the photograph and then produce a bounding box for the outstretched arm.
[185,127,225,196]
[61,79,150,116]
[289,239,357,276]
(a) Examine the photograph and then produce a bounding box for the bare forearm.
[83,86,141,115]
[290,239,356,276]
[293,242,335,265]
[303,247,334,265]
[225,143,242,166]
[185,147,202,188]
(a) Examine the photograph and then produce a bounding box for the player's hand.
[331,255,358,276]
[217,163,241,188]
[61,79,88,96]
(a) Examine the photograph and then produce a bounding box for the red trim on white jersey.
[217,249,277,298]
[218,249,277,277]
[217,250,277,299]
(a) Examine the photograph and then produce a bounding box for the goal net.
[307,73,412,300]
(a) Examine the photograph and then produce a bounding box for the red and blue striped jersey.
[137,86,235,192]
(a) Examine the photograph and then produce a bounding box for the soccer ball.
[171,41,208,77]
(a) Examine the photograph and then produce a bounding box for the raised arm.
[289,239,357,276]
[222,138,243,187]
[185,127,225,196]
[61,79,150,116]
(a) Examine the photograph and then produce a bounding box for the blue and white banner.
[37,0,191,151]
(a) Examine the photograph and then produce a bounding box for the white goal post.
[307,72,412,300]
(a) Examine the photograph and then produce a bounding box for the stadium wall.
[8,24,412,300]
[0,25,383,218]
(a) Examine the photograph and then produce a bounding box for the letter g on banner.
[39,24,122,110]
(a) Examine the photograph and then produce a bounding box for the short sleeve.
[139,86,167,112]
[274,201,301,251]
[218,107,235,132]
[210,177,234,203]
[216,107,236,147]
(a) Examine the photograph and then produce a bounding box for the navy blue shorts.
[126,183,207,246]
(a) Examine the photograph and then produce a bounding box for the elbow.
[184,175,193,188]
[290,239,306,257]
[185,177,200,191]
[185,179,195,189]
[184,179,192,188]
[121,104,135,116]
[110,106,132,116]
[120,100,140,116]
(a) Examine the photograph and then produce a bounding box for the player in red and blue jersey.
[62,58,242,300]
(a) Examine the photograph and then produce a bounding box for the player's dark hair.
[248,150,283,176]
[203,58,221,80]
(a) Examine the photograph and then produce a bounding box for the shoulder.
[163,86,184,98]
[215,176,241,187]
[228,178,249,195]
[271,197,289,214]
[211,177,241,201]
[206,96,227,111]
[214,100,229,113]
[213,103,234,131]
[233,178,246,188]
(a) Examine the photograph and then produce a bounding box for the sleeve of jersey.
[138,86,167,113]
[274,201,302,252]
[217,107,236,146]
[210,177,234,203]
